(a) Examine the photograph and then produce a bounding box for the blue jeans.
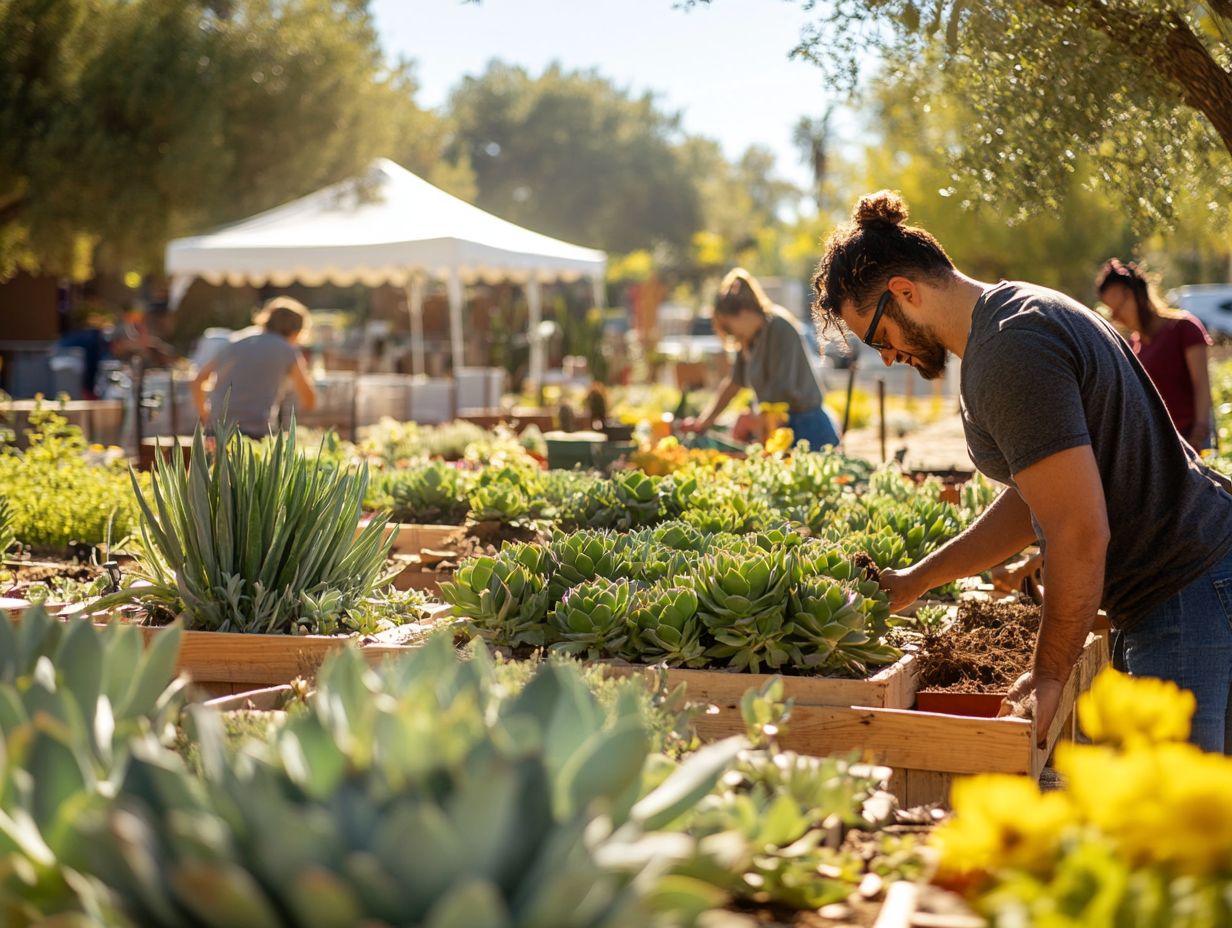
[788,406,840,451]
[1122,546,1232,754]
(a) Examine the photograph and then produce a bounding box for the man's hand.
[678,417,707,434]
[999,671,1064,746]
[879,565,935,613]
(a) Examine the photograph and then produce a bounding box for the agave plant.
[694,550,793,673]
[629,584,707,668]
[123,422,394,634]
[786,578,900,675]
[76,639,744,928]
[439,555,551,647]
[376,460,471,524]
[550,577,634,658]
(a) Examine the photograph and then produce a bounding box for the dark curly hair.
[811,190,955,334]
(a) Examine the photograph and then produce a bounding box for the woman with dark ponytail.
[1097,259,1214,450]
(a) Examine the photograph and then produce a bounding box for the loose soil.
[1,559,103,600]
[850,551,881,584]
[916,600,1041,693]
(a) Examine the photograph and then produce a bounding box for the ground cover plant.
[442,527,901,676]
[0,406,144,553]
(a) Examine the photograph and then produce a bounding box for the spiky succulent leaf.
[75,642,736,927]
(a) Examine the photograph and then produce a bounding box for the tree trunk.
[1077,2,1232,158]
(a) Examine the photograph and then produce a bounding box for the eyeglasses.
[862,291,894,351]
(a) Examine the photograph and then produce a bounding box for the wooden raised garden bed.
[686,632,1108,809]
[137,602,454,696]
[604,648,921,722]
[356,519,464,556]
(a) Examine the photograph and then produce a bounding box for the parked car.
[1166,284,1232,338]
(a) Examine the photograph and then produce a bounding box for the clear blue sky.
[371,0,847,190]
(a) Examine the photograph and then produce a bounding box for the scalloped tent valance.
[165,158,606,379]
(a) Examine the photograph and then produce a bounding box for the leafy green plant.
[547,530,625,601]
[786,578,901,675]
[75,638,744,927]
[0,494,13,557]
[629,584,706,668]
[466,464,545,526]
[374,460,471,524]
[122,421,394,635]
[0,406,143,551]
[695,549,793,672]
[870,498,961,565]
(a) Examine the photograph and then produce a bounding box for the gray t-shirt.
[207,331,300,437]
[731,308,823,413]
[961,281,1232,629]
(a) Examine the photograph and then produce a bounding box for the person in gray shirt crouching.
[193,297,318,438]
[811,190,1232,755]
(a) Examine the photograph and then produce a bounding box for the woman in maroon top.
[1097,259,1214,450]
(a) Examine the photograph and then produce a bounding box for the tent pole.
[527,278,544,405]
[591,274,605,314]
[405,276,426,377]
[447,270,465,419]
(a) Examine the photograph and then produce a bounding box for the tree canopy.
[0,0,469,280]
[781,1,1232,229]
[446,62,706,254]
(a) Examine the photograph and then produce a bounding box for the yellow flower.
[1056,741,1232,876]
[934,775,1074,878]
[764,428,794,455]
[1078,668,1194,748]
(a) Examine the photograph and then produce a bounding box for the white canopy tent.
[165,158,607,389]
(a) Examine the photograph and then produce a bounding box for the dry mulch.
[916,600,1041,693]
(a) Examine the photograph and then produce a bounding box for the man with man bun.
[811,190,1232,754]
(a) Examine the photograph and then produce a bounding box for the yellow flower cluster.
[934,668,1232,922]
[1077,666,1195,748]
[763,428,795,455]
[628,437,728,477]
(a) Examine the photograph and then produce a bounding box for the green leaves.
[440,556,552,648]
[73,640,738,928]
[550,577,633,659]
[372,461,472,525]
[0,406,143,551]
[124,420,393,635]
[0,605,187,923]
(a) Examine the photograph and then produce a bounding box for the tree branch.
[1055,0,1232,157]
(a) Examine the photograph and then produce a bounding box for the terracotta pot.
[914,690,1007,717]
